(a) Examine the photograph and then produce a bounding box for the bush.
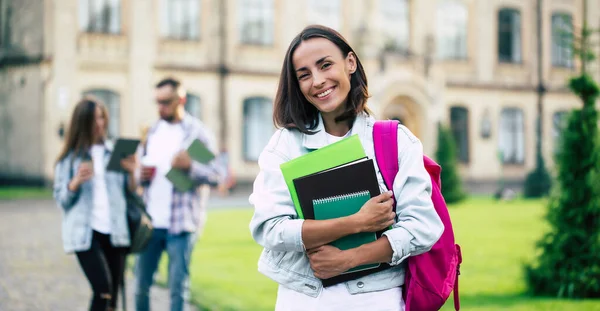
[435,124,466,204]
[525,74,600,298]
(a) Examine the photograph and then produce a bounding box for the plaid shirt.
[140,113,224,234]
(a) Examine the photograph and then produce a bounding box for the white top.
[145,120,185,229]
[274,283,404,311]
[325,131,350,144]
[90,144,111,234]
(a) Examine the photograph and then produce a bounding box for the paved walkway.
[0,199,204,311]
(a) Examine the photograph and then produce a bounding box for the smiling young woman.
[249,25,444,311]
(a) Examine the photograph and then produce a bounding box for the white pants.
[275,283,405,311]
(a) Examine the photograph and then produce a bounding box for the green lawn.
[161,198,600,311]
[0,187,53,200]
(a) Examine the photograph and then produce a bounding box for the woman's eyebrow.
[295,56,331,72]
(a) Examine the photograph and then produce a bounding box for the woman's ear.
[346,52,357,74]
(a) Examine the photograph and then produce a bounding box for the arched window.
[436,0,468,60]
[185,93,201,120]
[243,97,273,161]
[450,106,469,162]
[499,107,525,164]
[498,8,522,63]
[83,89,120,139]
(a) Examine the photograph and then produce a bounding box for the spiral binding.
[312,190,370,206]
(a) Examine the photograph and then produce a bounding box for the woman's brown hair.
[273,25,370,134]
[56,97,109,163]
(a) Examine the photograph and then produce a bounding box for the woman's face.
[292,37,356,119]
[93,105,106,141]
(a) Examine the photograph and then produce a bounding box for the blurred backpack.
[373,120,462,311]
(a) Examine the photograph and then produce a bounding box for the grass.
[159,198,600,311]
[0,187,53,200]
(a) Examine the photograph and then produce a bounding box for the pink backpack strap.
[373,120,399,194]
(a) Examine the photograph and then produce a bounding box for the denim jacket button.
[357,281,364,288]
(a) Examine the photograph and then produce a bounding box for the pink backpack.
[373,120,462,311]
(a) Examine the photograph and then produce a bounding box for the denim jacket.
[249,112,444,297]
[53,141,130,253]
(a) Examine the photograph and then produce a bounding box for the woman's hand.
[351,191,396,233]
[307,245,353,279]
[69,162,93,191]
[120,155,138,175]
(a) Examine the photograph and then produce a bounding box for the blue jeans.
[135,229,196,311]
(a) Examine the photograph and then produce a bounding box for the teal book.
[312,190,381,274]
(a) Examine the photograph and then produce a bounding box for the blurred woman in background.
[53,97,136,311]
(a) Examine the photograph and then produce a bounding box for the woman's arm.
[308,127,444,278]
[307,237,393,279]
[249,133,306,252]
[53,156,81,211]
[301,191,395,249]
[249,131,396,252]
[249,131,358,252]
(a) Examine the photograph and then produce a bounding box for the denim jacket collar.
[302,112,371,150]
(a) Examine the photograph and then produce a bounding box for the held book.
[166,139,215,192]
[312,190,378,274]
[280,134,366,219]
[106,138,141,172]
[292,158,393,286]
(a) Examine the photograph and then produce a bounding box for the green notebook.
[187,139,216,163]
[280,134,366,219]
[166,139,215,192]
[166,169,195,192]
[313,190,380,274]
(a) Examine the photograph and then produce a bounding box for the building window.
[0,1,12,47]
[160,0,200,40]
[243,97,272,161]
[185,94,201,120]
[450,107,469,163]
[79,0,121,34]
[436,0,467,60]
[551,13,573,68]
[552,110,569,154]
[307,0,341,30]
[238,0,273,45]
[83,89,120,139]
[499,107,524,164]
[498,8,521,63]
[380,0,409,52]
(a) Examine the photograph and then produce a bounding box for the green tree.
[435,124,466,204]
[525,74,600,298]
[525,3,600,296]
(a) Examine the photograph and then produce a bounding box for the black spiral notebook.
[292,157,393,287]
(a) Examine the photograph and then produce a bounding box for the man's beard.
[161,114,175,122]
